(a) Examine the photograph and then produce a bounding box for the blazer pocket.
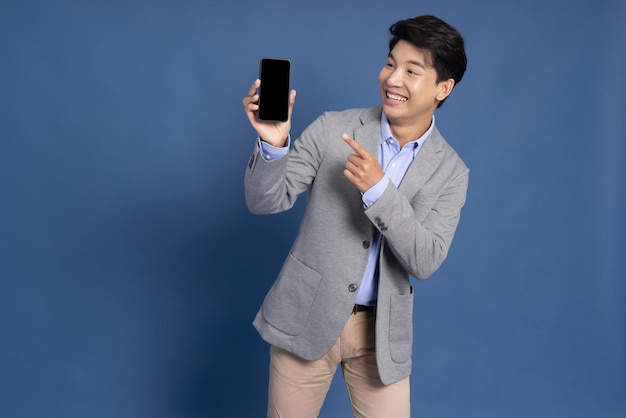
[388,293,414,363]
[262,254,322,336]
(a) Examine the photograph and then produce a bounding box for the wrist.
[260,136,289,148]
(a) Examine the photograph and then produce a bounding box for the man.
[242,15,468,418]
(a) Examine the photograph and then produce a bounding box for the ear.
[436,78,455,102]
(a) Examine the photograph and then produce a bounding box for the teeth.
[387,92,407,102]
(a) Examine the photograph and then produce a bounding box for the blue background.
[1,0,625,417]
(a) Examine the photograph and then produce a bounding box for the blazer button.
[362,240,370,249]
[348,284,358,292]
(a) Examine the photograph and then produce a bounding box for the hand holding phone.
[258,58,291,122]
[242,58,295,147]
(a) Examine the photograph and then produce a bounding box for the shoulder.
[298,106,381,142]
[430,126,469,172]
[318,105,381,126]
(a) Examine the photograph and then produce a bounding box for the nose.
[386,67,403,86]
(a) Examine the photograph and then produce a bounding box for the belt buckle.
[352,304,374,314]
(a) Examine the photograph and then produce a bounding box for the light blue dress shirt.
[355,114,433,305]
[258,113,434,306]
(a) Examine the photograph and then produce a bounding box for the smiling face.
[378,39,454,142]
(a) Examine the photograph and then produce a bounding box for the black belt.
[352,304,376,314]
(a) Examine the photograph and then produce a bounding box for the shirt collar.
[380,113,435,156]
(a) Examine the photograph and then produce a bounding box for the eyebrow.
[388,52,426,69]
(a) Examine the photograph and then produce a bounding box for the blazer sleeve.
[365,154,469,280]
[244,113,329,215]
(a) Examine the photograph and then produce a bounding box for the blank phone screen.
[258,58,290,122]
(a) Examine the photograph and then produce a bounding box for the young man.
[242,15,468,418]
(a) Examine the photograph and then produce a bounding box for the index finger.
[342,133,367,156]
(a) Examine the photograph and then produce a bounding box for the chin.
[382,103,403,118]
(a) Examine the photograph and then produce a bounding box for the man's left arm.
[366,166,469,280]
[342,132,469,279]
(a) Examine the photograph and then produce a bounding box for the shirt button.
[362,240,370,249]
[348,284,358,292]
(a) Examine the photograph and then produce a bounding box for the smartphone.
[258,58,291,122]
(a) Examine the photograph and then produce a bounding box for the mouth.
[385,91,408,103]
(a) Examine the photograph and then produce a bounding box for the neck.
[389,116,433,148]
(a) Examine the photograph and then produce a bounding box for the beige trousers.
[267,310,410,418]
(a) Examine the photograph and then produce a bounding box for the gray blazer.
[245,105,469,385]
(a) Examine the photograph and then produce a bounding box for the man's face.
[378,40,452,128]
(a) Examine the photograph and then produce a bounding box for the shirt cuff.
[362,175,390,207]
[258,136,290,161]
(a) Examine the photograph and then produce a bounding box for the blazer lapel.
[352,106,382,158]
[398,126,444,197]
